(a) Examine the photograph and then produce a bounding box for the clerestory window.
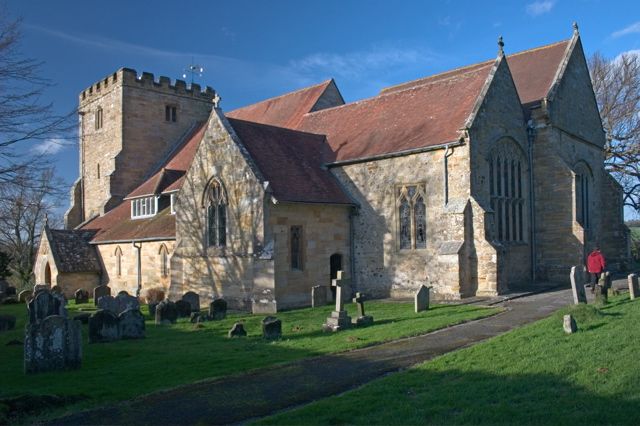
[397,184,427,250]
[205,179,227,248]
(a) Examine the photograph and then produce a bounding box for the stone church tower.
[65,69,216,228]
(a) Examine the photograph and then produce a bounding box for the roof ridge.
[227,117,325,138]
[228,79,333,113]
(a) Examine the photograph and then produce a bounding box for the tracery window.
[290,226,303,270]
[205,178,227,248]
[574,163,592,228]
[396,184,427,250]
[114,246,122,277]
[159,244,169,278]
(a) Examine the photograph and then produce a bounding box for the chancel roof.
[47,228,101,272]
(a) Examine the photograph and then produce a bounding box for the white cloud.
[612,22,640,38]
[32,138,67,155]
[526,0,555,17]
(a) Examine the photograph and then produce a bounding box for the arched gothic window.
[397,184,427,250]
[114,246,123,277]
[489,140,526,243]
[159,244,169,277]
[204,178,227,248]
[574,162,592,229]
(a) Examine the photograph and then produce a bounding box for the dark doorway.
[44,263,51,286]
[329,253,342,300]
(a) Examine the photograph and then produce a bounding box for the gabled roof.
[227,117,353,205]
[226,80,343,129]
[46,227,101,272]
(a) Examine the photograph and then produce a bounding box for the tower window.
[95,107,103,130]
[165,105,177,122]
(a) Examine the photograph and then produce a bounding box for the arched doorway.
[44,262,51,286]
[329,253,342,300]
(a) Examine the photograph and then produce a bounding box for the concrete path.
[51,287,577,425]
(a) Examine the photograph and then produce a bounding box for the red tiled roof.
[227,118,353,205]
[226,80,339,129]
[47,228,101,272]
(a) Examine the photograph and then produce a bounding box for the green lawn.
[0,299,498,423]
[258,296,640,425]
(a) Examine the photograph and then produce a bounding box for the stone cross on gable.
[332,270,351,312]
[213,93,222,108]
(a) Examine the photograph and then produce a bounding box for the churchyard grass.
[0,300,498,422]
[258,295,640,425]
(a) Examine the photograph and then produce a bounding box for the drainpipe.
[349,206,357,291]
[527,120,537,283]
[133,241,142,297]
[443,145,454,205]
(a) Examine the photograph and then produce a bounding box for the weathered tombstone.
[182,291,200,312]
[311,285,328,308]
[323,271,352,332]
[97,295,118,314]
[210,299,228,320]
[595,275,608,304]
[563,314,577,334]
[628,273,639,300]
[74,289,89,305]
[73,313,91,325]
[24,315,82,374]
[27,290,66,324]
[18,290,33,303]
[5,286,16,296]
[155,300,178,325]
[88,310,120,343]
[33,284,48,294]
[93,285,111,306]
[352,292,374,326]
[0,314,16,331]
[118,309,145,339]
[228,322,247,338]
[415,285,431,313]
[570,266,587,304]
[262,316,282,339]
[51,285,62,294]
[115,292,140,314]
[175,300,192,318]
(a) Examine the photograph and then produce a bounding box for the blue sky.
[8,0,640,215]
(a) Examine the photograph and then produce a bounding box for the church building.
[35,26,629,312]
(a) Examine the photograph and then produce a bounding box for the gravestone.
[115,292,139,314]
[51,285,62,294]
[24,315,82,374]
[0,314,16,331]
[352,292,374,326]
[118,309,145,339]
[182,291,200,312]
[210,299,228,320]
[595,275,608,304]
[155,300,178,325]
[311,285,328,308]
[570,266,587,304]
[5,286,16,296]
[73,313,91,324]
[415,285,431,313]
[93,285,111,306]
[262,316,282,340]
[175,300,192,318]
[228,322,247,338]
[88,310,120,343]
[18,290,33,303]
[563,314,577,334]
[97,295,118,314]
[628,273,639,300]
[323,271,351,332]
[28,290,66,324]
[74,289,89,305]
[33,284,48,294]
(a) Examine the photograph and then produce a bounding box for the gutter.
[90,236,176,245]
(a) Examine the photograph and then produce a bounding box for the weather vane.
[182,57,204,85]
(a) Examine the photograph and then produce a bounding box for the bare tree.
[589,52,640,214]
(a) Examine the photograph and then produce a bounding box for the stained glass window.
[205,179,227,247]
[414,195,426,249]
[397,184,427,250]
[489,144,526,243]
[399,197,411,249]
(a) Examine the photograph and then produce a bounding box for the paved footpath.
[52,287,577,425]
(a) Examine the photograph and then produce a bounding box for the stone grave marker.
[118,309,145,339]
[595,274,608,304]
[155,300,178,325]
[182,291,200,312]
[18,290,33,303]
[175,300,192,318]
[0,314,16,331]
[24,315,82,374]
[28,290,66,324]
[563,314,577,334]
[352,292,374,326]
[33,284,48,294]
[228,322,247,338]
[88,310,120,343]
[115,292,139,314]
[93,285,111,306]
[311,285,328,308]
[628,273,639,300]
[415,285,431,313]
[570,266,587,304]
[97,295,118,314]
[323,271,351,332]
[210,299,228,320]
[262,316,282,339]
[74,289,89,305]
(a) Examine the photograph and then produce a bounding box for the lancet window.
[205,178,227,248]
[574,163,592,229]
[396,184,427,250]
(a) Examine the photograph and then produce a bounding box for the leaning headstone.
[311,285,328,308]
[5,286,16,296]
[97,295,118,314]
[563,314,577,334]
[0,314,16,331]
[415,285,431,313]
[73,313,91,325]
[228,322,247,338]
[155,300,178,325]
[28,290,66,324]
[323,271,352,332]
[74,289,89,305]
[93,285,111,306]
[352,292,374,326]
[118,309,145,339]
[210,299,228,320]
[88,310,120,343]
[175,300,192,318]
[18,290,33,303]
[570,266,587,304]
[628,273,639,300]
[182,291,200,312]
[595,275,608,304]
[24,315,82,374]
[115,292,139,314]
[262,316,282,340]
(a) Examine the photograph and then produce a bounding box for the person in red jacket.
[586,246,606,291]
